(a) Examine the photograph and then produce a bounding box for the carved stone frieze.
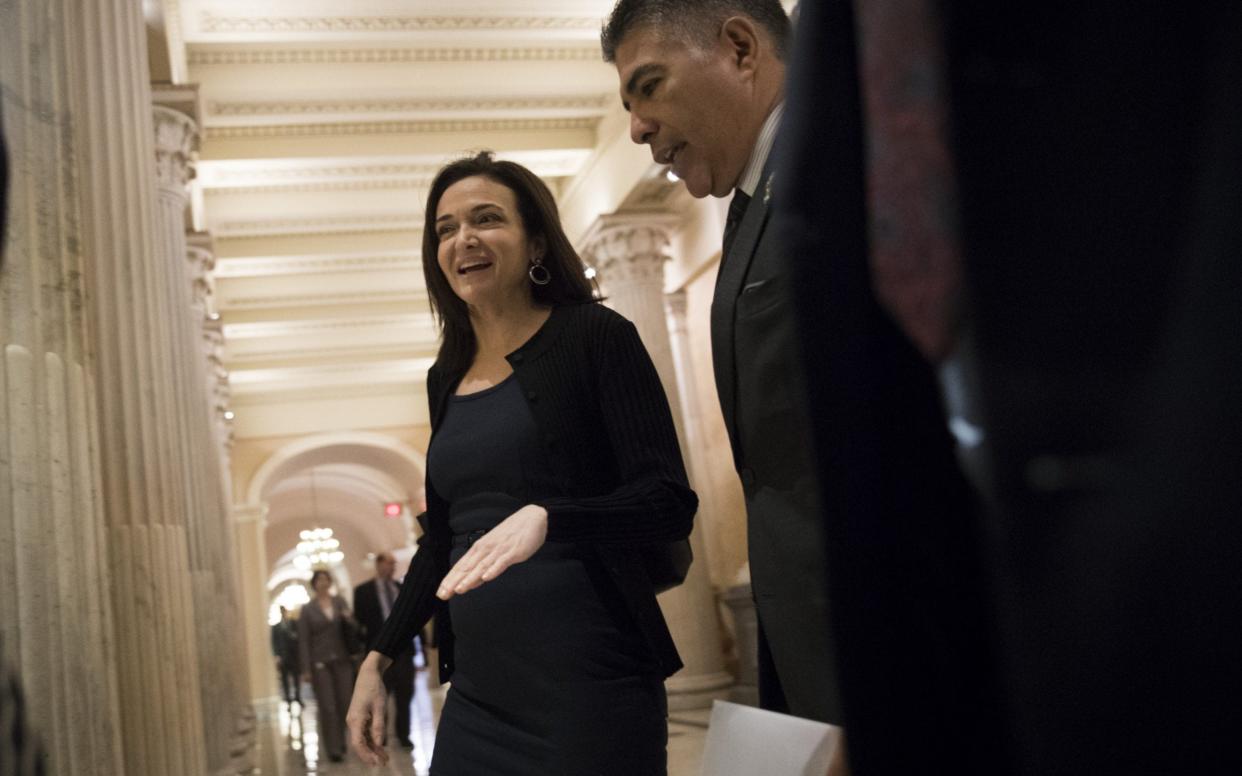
[208,94,610,117]
[213,213,422,238]
[205,116,597,140]
[199,13,600,34]
[187,46,601,66]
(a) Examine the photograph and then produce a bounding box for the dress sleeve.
[371,525,446,659]
[536,315,698,544]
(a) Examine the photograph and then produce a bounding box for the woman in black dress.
[346,152,697,775]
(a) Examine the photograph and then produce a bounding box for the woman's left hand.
[437,504,548,600]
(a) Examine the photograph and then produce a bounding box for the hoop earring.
[528,258,552,286]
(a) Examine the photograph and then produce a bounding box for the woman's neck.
[469,297,549,359]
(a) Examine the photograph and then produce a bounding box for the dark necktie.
[722,188,752,259]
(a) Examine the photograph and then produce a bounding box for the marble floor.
[252,670,709,775]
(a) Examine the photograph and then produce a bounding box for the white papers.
[699,700,842,776]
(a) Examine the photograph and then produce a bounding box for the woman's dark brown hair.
[421,151,597,377]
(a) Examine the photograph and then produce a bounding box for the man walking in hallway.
[354,552,416,749]
[602,0,843,730]
[271,606,302,707]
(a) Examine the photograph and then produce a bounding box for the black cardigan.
[373,301,699,681]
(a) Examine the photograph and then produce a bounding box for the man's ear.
[720,16,762,74]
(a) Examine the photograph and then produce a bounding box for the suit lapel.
[711,163,777,455]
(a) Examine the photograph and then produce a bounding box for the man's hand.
[347,652,393,766]
[437,504,548,600]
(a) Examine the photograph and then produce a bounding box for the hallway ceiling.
[168,0,621,440]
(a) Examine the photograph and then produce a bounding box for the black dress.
[426,373,668,776]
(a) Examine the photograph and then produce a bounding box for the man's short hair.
[601,0,792,63]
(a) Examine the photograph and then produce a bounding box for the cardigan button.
[510,353,524,364]
[526,391,538,403]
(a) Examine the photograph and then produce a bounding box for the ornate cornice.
[207,178,433,195]
[208,94,610,117]
[206,116,596,139]
[206,163,442,185]
[227,342,438,364]
[187,46,601,66]
[224,314,432,339]
[199,13,600,34]
[219,289,429,310]
[213,213,422,238]
[213,253,419,278]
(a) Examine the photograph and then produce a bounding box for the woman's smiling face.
[434,175,538,309]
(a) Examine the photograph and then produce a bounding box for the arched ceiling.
[157,0,622,440]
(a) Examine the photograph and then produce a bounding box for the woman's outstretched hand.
[437,504,548,600]
[347,652,393,766]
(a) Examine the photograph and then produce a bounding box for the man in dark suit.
[775,2,1242,775]
[353,552,415,749]
[602,0,843,729]
[270,606,302,706]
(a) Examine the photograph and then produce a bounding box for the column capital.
[232,503,267,527]
[665,288,689,320]
[579,211,681,287]
[152,105,198,193]
[185,231,216,312]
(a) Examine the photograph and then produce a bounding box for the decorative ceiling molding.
[224,314,432,339]
[227,342,437,365]
[228,378,427,405]
[207,163,442,183]
[213,213,423,237]
[214,253,420,277]
[187,46,601,66]
[199,13,600,34]
[220,289,428,310]
[206,116,597,139]
[208,94,610,117]
[206,178,434,195]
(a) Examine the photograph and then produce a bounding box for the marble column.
[581,214,733,710]
[188,233,254,764]
[0,3,126,773]
[69,1,208,772]
[668,291,761,705]
[235,503,277,702]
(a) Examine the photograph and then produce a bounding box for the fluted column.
[188,232,253,760]
[581,214,733,710]
[234,503,276,701]
[152,97,213,774]
[68,1,209,772]
[0,4,126,773]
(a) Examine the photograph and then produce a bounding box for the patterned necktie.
[856,0,962,363]
[722,188,752,259]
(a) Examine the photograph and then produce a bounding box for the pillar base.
[666,670,735,711]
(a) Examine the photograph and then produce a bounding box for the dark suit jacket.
[772,3,1002,772]
[353,578,402,653]
[710,156,841,723]
[297,596,351,670]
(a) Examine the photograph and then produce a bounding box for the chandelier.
[293,468,344,569]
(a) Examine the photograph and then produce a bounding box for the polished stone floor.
[252,670,708,775]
